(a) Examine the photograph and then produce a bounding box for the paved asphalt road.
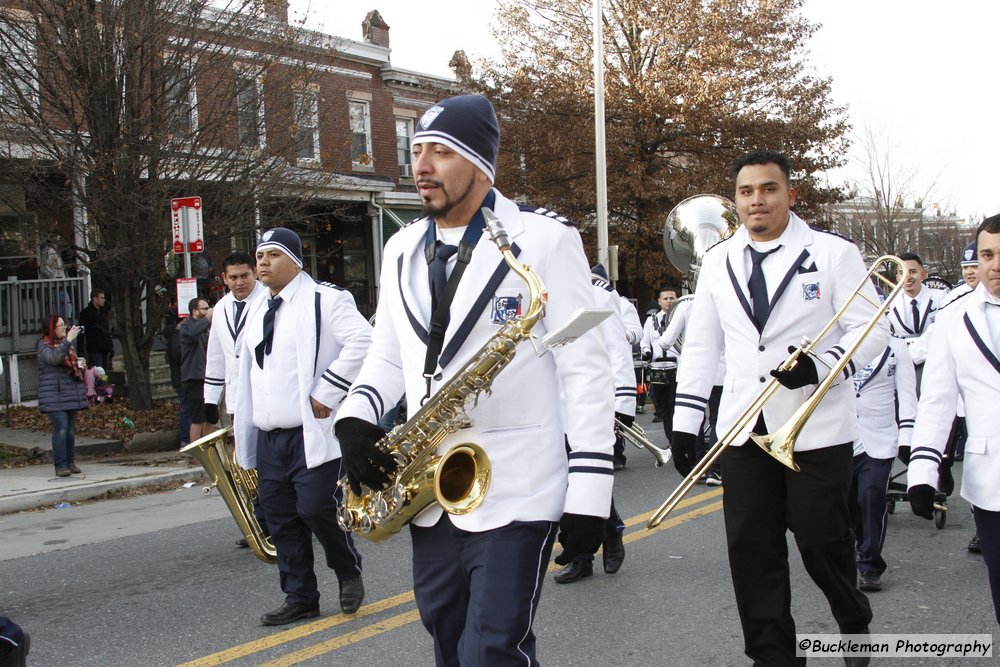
[1,412,994,666]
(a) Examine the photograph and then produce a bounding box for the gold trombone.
[648,255,906,529]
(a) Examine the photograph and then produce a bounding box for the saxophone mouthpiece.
[482,208,511,251]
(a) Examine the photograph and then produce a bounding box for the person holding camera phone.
[37,314,89,477]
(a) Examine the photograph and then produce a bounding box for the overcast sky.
[289,0,999,221]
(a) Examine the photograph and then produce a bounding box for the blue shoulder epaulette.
[518,204,576,227]
[317,281,346,291]
[591,276,614,292]
[936,288,973,311]
[810,225,854,244]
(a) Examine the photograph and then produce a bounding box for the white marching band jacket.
[889,285,948,366]
[907,283,1000,511]
[234,272,373,470]
[672,212,889,451]
[335,189,616,532]
[203,281,267,413]
[592,278,637,417]
[640,310,675,362]
[853,337,917,460]
[618,296,643,347]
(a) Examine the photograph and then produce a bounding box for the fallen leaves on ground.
[2,401,180,444]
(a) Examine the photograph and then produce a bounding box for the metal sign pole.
[593,0,609,270]
[181,206,192,279]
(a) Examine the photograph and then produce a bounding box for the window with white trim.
[0,19,38,118]
[236,73,265,149]
[395,117,413,178]
[294,88,320,162]
[349,100,372,166]
[164,62,198,140]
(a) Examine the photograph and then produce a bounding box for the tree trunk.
[113,282,154,410]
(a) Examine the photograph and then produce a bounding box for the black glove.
[670,431,697,477]
[615,412,635,428]
[204,403,219,425]
[554,512,605,565]
[908,484,936,520]
[335,417,398,496]
[640,350,652,362]
[770,346,819,389]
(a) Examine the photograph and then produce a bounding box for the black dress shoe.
[236,538,249,548]
[858,572,881,592]
[260,601,320,626]
[603,533,625,574]
[554,559,593,584]
[969,534,982,554]
[339,575,365,614]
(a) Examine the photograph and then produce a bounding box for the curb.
[0,467,207,515]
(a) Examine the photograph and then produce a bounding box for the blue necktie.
[255,296,283,368]
[911,298,921,333]
[430,242,458,308]
[748,247,780,331]
[233,300,247,337]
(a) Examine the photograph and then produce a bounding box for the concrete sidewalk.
[0,427,205,515]
[0,458,206,515]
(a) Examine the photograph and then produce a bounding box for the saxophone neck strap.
[420,193,494,405]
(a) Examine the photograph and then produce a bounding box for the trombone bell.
[749,427,800,472]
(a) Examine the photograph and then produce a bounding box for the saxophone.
[337,209,548,542]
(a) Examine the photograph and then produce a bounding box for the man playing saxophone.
[334,94,615,667]
[670,150,889,666]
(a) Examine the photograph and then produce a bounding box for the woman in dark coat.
[37,314,89,477]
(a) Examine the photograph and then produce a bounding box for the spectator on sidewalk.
[162,307,191,447]
[77,289,115,370]
[180,298,214,444]
[37,314,89,478]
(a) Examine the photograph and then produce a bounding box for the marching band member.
[204,251,267,423]
[850,336,917,593]
[202,250,269,548]
[657,297,725,485]
[889,252,948,369]
[908,214,1000,623]
[555,267,631,583]
[593,264,642,346]
[233,228,372,625]
[942,240,979,307]
[671,150,886,666]
[640,286,678,430]
[333,95,614,666]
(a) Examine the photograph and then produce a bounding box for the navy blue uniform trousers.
[973,507,1000,625]
[849,453,894,576]
[410,514,557,667]
[0,615,25,658]
[721,439,872,667]
[256,427,362,607]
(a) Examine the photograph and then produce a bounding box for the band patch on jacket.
[802,282,821,301]
[491,293,523,324]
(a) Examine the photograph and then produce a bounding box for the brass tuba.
[662,194,738,292]
[337,209,548,542]
[181,429,276,563]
